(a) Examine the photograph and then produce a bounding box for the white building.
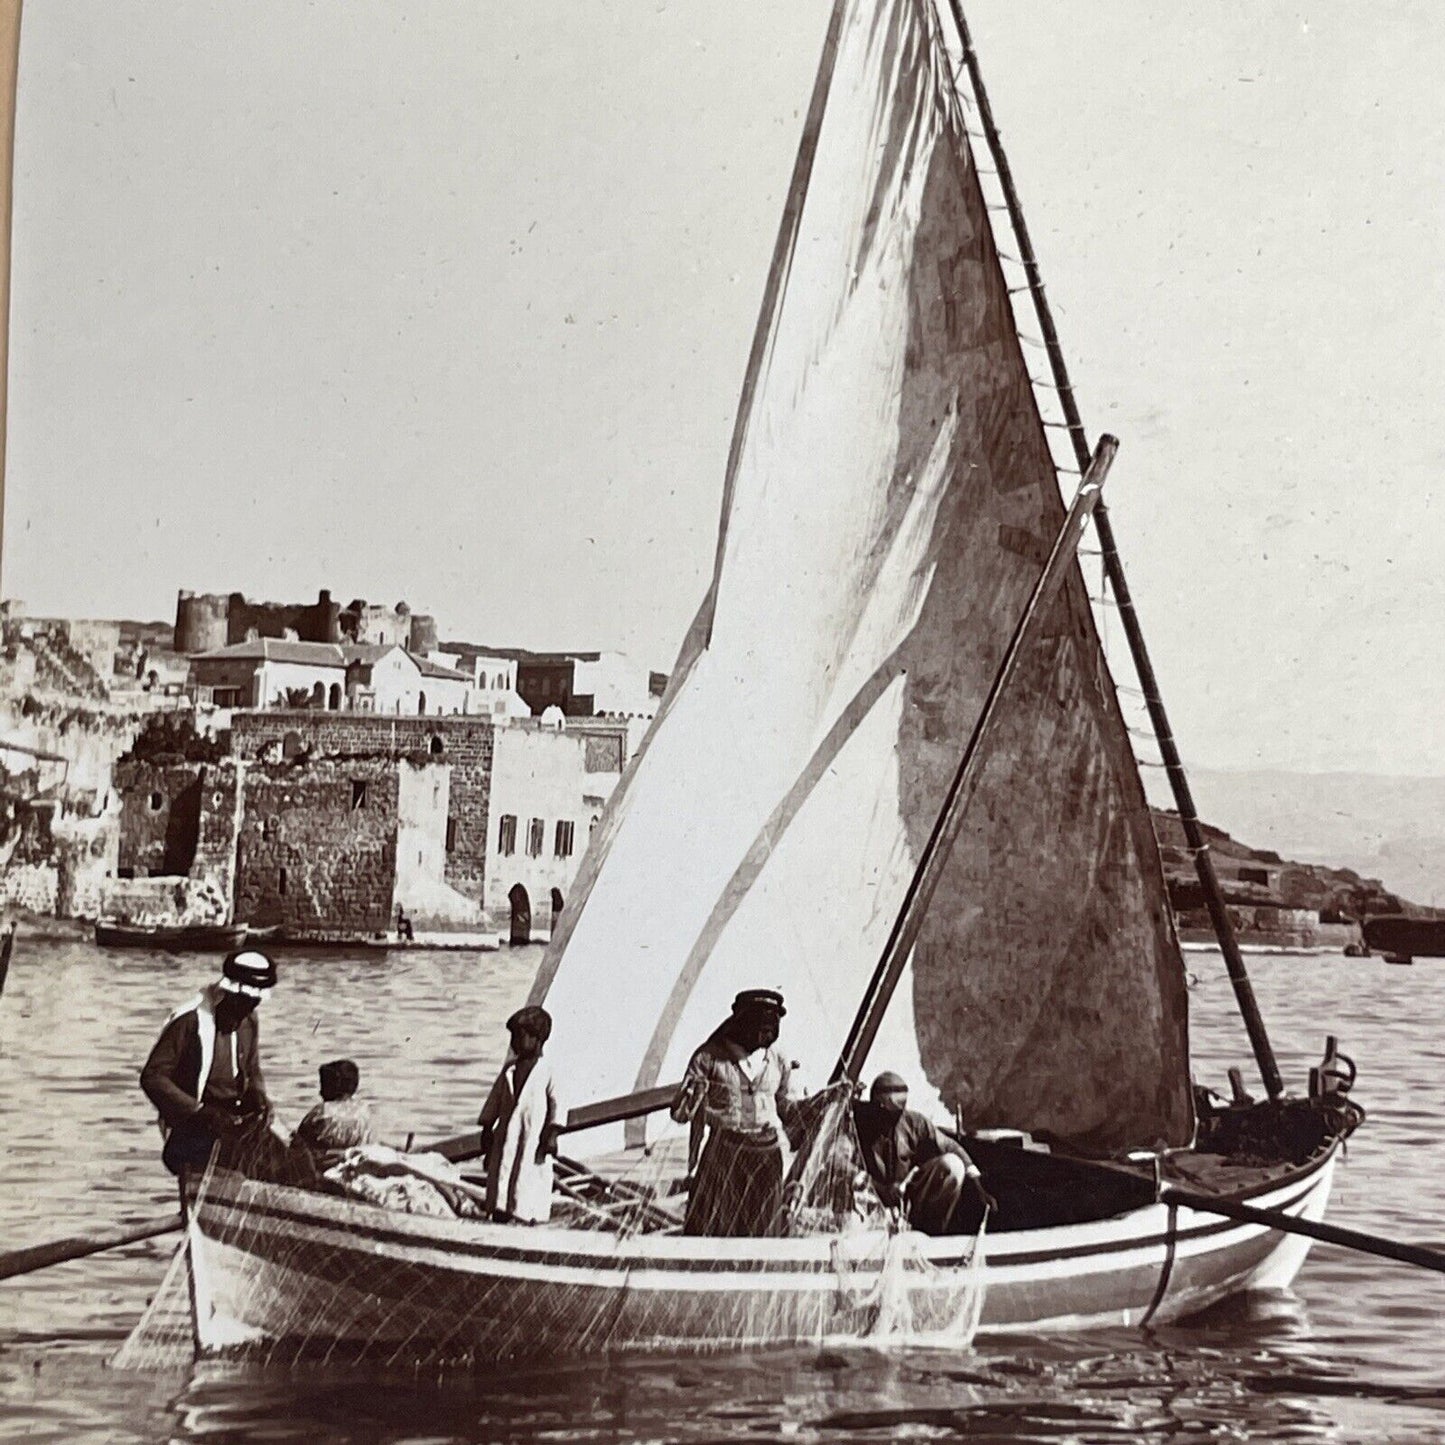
[187,639,474,715]
[188,639,349,710]
[484,718,626,942]
[428,649,531,720]
[345,645,472,716]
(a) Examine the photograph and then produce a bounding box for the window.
[554,820,575,858]
[527,818,545,858]
[498,814,517,856]
[351,780,368,810]
[429,734,444,756]
[446,817,458,853]
[278,865,288,896]
[148,791,164,812]
[590,814,600,836]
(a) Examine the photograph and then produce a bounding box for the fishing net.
[111,1236,197,1371]
[111,1088,988,1370]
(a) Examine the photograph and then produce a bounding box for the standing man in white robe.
[477,1005,562,1223]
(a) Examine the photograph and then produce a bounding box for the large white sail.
[532,0,1191,1155]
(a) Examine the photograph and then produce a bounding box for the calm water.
[2,938,1443,1443]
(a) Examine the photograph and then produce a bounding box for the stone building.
[427,648,530,720]
[110,710,627,941]
[230,711,625,939]
[234,756,465,936]
[173,587,437,658]
[483,719,623,942]
[345,646,473,716]
[187,639,474,715]
[442,643,666,755]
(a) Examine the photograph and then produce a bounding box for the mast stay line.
[833,438,1118,1087]
[945,0,1284,1099]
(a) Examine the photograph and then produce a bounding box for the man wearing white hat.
[140,949,278,1175]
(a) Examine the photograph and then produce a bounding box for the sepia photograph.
[1,2,1442,1441]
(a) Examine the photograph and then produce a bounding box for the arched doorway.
[417,690,427,715]
[311,681,326,708]
[550,888,564,928]
[508,884,531,945]
[328,682,342,710]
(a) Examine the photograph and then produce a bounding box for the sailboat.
[159,0,1364,1364]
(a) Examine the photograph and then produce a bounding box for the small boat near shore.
[1362,915,1445,964]
[94,921,248,951]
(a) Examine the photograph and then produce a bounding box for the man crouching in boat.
[671,988,798,1237]
[854,1072,996,1234]
[140,949,277,1176]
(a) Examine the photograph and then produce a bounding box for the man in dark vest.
[852,1071,997,1234]
[141,949,278,1175]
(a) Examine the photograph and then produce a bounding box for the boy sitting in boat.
[477,1006,562,1223]
[671,988,799,1237]
[853,1071,996,1234]
[290,1059,376,1173]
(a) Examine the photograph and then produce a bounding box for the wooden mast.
[834,440,1117,1085]
[944,0,1284,1100]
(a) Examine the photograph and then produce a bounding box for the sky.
[1,1,1442,776]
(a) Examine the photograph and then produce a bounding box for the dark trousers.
[162,1123,218,1177]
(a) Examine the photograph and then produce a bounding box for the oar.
[1160,1185,1445,1276]
[424,1081,683,1163]
[0,1212,183,1282]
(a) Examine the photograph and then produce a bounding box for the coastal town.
[0,584,1424,953]
[0,586,666,946]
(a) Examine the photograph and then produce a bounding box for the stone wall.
[194,762,243,900]
[115,760,205,876]
[234,757,402,936]
[174,591,230,654]
[101,874,229,926]
[231,712,497,904]
[55,814,119,918]
[2,863,57,914]
[174,589,342,654]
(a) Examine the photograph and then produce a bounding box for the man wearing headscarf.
[671,988,797,1237]
[852,1071,996,1234]
[477,1005,563,1223]
[140,949,278,1175]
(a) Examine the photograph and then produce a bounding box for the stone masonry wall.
[194,762,243,900]
[114,760,205,876]
[231,712,496,906]
[234,757,401,936]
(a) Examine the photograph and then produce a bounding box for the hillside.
[1145,768,1445,911]
[1149,809,1420,922]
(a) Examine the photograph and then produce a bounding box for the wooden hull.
[1362,915,1445,961]
[185,1145,1337,1364]
[95,922,247,951]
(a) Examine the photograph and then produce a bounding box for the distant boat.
[93,921,247,951]
[1362,915,1445,964]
